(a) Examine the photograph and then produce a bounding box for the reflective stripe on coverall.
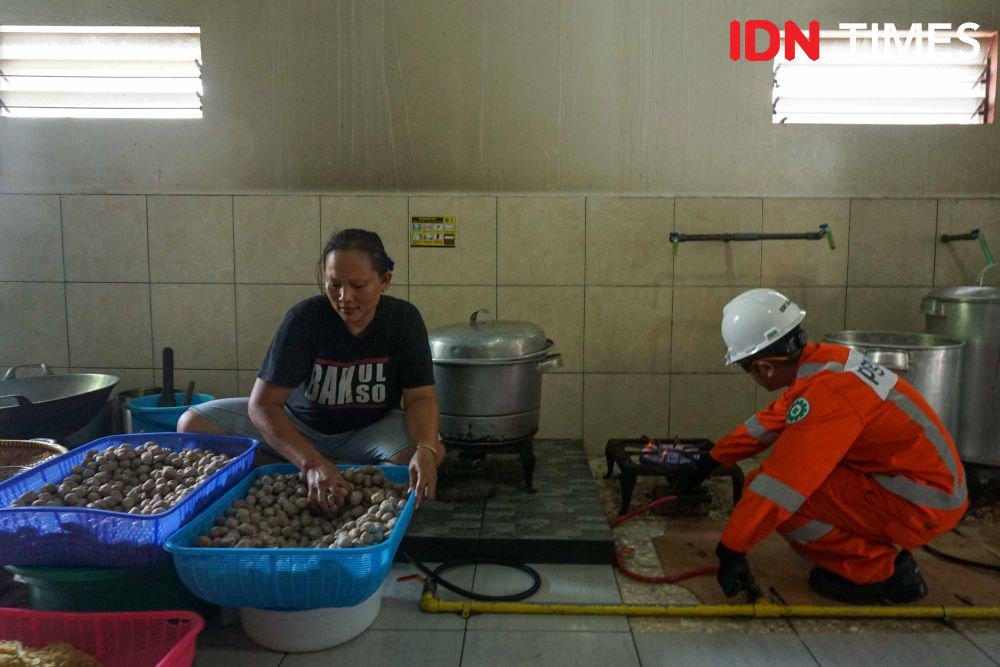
[713,343,967,584]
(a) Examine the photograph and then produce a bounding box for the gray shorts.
[189,397,411,464]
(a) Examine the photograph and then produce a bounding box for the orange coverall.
[713,343,967,583]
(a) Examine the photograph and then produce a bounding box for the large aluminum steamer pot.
[922,287,1000,466]
[822,331,964,442]
[429,310,562,444]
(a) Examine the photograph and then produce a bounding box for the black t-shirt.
[258,295,435,435]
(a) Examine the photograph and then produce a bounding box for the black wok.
[0,365,119,439]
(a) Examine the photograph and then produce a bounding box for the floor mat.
[652,521,1000,606]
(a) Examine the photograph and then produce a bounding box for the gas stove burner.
[604,436,744,515]
[441,436,536,493]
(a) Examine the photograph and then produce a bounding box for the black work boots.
[808,550,928,604]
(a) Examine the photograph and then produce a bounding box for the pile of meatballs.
[6,441,408,551]
[195,466,408,549]
[9,441,231,514]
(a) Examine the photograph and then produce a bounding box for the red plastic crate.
[0,608,203,667]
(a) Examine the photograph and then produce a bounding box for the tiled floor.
[404,440,613,564]
[193,562,1000,667]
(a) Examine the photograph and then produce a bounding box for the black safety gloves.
[715,542,759,599]
[671,452,719,495]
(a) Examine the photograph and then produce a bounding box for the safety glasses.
[739,355,793,373]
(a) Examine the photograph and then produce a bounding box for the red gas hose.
[610,494,717,584]
[609,494,678,528]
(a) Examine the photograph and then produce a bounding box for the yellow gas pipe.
[420,586,1000,620]
[418,482,1000,622]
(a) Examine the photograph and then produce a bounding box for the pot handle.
[537,353,563,374]
[3,363,53,380]
[868,350,909,372]
[920,297,946,318]
[0,394,34,408]
[469,309,493,324]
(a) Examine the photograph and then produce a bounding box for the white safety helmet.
[721,289,806,365]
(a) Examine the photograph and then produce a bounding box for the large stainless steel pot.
[921,287,1000,466]
[429,310,562,443]
[0,364,119,440]
[822,331,964,441]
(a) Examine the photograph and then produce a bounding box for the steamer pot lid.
[428,309,548,360]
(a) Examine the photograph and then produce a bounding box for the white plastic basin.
[238,583,383,653]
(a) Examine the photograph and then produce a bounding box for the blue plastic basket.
[165,463,415,610]
[0,433,258,569]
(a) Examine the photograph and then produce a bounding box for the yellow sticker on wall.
[410,216,456,247]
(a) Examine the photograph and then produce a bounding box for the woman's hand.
[303,457,353,515]
[249,380,352,515]
[408,445,439,507]
[401,385,442,507]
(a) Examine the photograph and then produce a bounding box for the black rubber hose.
[921,543,1000,574]
[726,465,745,503]
[400,548,542,602]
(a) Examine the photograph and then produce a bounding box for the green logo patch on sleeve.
[786,397,810,424]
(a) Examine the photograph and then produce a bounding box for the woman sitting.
[178,228,444,511]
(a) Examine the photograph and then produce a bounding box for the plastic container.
[0,432,258,568]
[239,582,384,652]
[127,392,214,433]
[0,607,203,667]
[166,463,415,610]
[6,560,215,614]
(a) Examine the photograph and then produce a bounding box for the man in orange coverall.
[675,288,967,604]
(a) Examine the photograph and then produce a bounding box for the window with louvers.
[773,30,997,125]
[0,25,202,119]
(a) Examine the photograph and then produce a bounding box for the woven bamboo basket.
[0,440,68,483]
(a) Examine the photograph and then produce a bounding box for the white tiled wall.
[1,194,994,453]
[673,199,762,286]
[148,196,235,283]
